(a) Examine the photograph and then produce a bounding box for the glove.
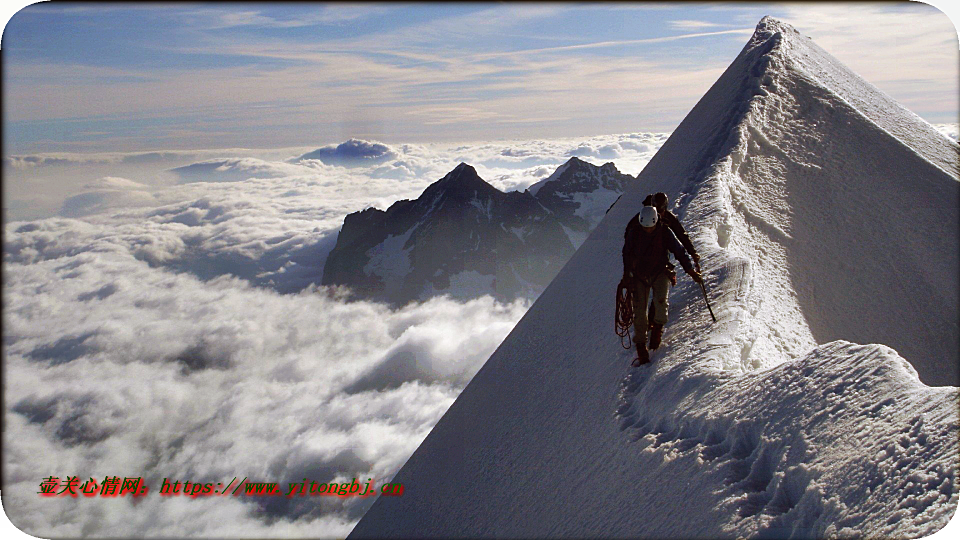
[689,269,703,284]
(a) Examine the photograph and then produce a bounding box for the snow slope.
[349,17,958,538]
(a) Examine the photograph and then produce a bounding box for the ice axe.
[698,279,717,323]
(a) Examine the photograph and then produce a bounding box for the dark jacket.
[642,194,697,260]
[623,214,694,281]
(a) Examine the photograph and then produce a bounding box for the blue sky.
[3,2,958,153]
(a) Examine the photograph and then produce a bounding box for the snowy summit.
[350,17,959,538]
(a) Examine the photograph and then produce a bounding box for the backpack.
[623,215,669,282]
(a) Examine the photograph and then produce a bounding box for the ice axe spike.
[699,280,717,323]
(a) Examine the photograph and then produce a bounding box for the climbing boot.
[632,345,650,367]
[649,323,664,351]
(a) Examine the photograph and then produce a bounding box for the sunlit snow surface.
[2,133,666,536]
[350,18,958,539]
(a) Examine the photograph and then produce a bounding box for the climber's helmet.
[639,206,658,230]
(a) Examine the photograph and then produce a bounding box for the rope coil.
[615,278,634,350]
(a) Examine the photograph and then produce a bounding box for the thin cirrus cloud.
[191,5,392,29]
[5,4,955,153]
[669,19,726,31]
[466,28,755,59]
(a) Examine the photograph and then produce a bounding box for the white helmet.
[639,206,658,227]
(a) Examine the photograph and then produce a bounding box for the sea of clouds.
[5,125,959,536]
[4,132,673,537]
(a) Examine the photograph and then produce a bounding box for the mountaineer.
[644,192,700,273]
[621,205,702,366]
[640,192,701,326]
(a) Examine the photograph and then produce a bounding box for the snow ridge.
[350,18,958,539]
[605,20,959,537]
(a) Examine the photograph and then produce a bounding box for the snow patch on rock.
[363,227,415,298]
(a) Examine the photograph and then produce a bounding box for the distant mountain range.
[322,157,634,305]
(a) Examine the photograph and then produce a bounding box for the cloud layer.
[3,132,671,537]
[295,139,399,167]
[5,132,668,223]
[4,233,529,536]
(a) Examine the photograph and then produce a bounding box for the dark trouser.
[631,272,671,346]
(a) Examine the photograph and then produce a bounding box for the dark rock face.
[322,159,635,306]
[530,157,634,248]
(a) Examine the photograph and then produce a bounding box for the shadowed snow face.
[3,133,669,537]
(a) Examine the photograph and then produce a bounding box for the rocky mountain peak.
[442,162,480,182]
[323,161,577,306]
[420,162,499,204]
[529,155,631,198]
